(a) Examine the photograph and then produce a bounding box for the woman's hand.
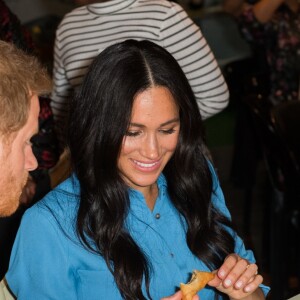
[161,290,200,300]
[208,254,265,299]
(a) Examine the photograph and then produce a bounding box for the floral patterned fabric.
[237,3,300,105]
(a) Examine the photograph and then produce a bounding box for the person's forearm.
[284,0,299,13]
[253,0,284,23]
[223,0,245,16]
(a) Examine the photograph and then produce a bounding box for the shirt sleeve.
[6,206,76,300]
[160,3,229,119]
[208,161,271,296]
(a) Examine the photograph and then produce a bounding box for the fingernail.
[224,279,232,287]
[218,269,225,278]
[235,280,243,288]
[244,286,251,292]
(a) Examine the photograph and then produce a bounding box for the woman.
[6,40,269,299]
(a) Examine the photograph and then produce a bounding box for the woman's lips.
[131,159,161,172]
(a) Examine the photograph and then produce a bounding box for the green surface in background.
[204,105,236,148]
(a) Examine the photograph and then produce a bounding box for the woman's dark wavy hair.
[68,39,234,299]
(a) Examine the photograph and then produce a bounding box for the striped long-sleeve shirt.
[52,0,229,144]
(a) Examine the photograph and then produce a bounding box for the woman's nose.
[141,134,160,159]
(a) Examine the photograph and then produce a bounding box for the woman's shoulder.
[206,160,219,186]
[24,175,79,226]
[206,160,232,218]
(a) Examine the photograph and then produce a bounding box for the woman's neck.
[143,184,158,211]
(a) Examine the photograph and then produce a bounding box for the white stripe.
[51,0,229,143]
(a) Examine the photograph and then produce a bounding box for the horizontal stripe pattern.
[51,0,229,144]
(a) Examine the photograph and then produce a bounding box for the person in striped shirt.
[52,0,229,148]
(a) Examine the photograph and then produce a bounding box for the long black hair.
[68,39,234,299]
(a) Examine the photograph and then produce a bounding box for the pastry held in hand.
[180,270,215,300]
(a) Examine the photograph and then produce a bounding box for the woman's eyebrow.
[129,118,180,128]
[160,118,180,127]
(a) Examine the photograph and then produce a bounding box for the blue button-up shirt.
[7,168,270,299]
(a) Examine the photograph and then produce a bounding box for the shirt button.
[155,213,161,219]
[170,253,174,257]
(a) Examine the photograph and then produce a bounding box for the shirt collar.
[67,172,168,196]
[128,173,168,197]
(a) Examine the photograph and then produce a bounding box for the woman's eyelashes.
[125,130,140,137]
[125,127,177,137]
[159,128,176,135]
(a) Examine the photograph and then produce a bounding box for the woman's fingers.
[208,253,263,298]
[233,263,259,290]
[242,273,263,293]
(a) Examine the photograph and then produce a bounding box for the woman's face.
[118,86,180,194]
